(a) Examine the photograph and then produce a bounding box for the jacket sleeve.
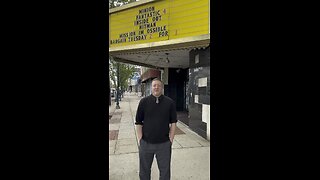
[135,99,144,125]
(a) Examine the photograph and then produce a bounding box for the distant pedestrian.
[135,78,177,180]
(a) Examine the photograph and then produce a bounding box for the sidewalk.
[109,92,210,180]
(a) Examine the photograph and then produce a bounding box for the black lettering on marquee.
[119,33,128,38]
[139,6,155,14]
[128,34,147,42]
[129,31,136,36]
[152,15,162,22]
[111,6,169,45]
[136,11,159,20]
[159,30,168,37]
[134,18,149,26]
[147,25,166,34]
[110,38,127,45]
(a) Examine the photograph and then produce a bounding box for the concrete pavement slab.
[187,133,210,147]
[174,126,186,135]
[119,112,131,116]
[110,118,121,124]
[175,123,210,146]
[110,147,210,180]
[121,111,131,114]
[119,124,135,129]
[110,114,122,120]
[119,125,135,131]
[109,153,140,180]
[176,123,191,132]
[141,147,210,180]
[109,130,119,141]
[171,147,210,180]
[120,113,132,118]
[117,131,136,140]
[173,134,202,148]
[116,138,137,146]
[171,139,183,149]
[109,140,116,155]
[118,116,128,121]
[109,123,120,130]
[120,114,131,118]
[118,129,135,135]
[119,120,132,124]
[115,144,139,154]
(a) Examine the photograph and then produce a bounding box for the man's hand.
[136,125,143,145]
[169,123,176,144]
[169,137,174,143]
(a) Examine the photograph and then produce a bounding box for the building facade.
[128,66,141,93]
[109,0,211,140]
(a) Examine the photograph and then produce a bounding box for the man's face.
[152,80,162,97]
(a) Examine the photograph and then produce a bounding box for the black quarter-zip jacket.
[135,94,177,144]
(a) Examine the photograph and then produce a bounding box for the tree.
[109,58,117,88]
[109,57,136,91]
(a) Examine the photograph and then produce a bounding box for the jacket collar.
[151,94,164,103]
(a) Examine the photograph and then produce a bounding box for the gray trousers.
[139,139,172,180]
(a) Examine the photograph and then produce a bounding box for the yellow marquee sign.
[109,0,209,48]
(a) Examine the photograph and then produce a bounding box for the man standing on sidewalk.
[135,78,177,180]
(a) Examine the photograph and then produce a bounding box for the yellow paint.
[109,0,209,47]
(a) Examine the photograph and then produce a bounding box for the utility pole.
[116,62,120,109]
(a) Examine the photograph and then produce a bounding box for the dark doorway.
[167,68,189,125]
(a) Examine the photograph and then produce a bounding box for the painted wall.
[188,46,210,140]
